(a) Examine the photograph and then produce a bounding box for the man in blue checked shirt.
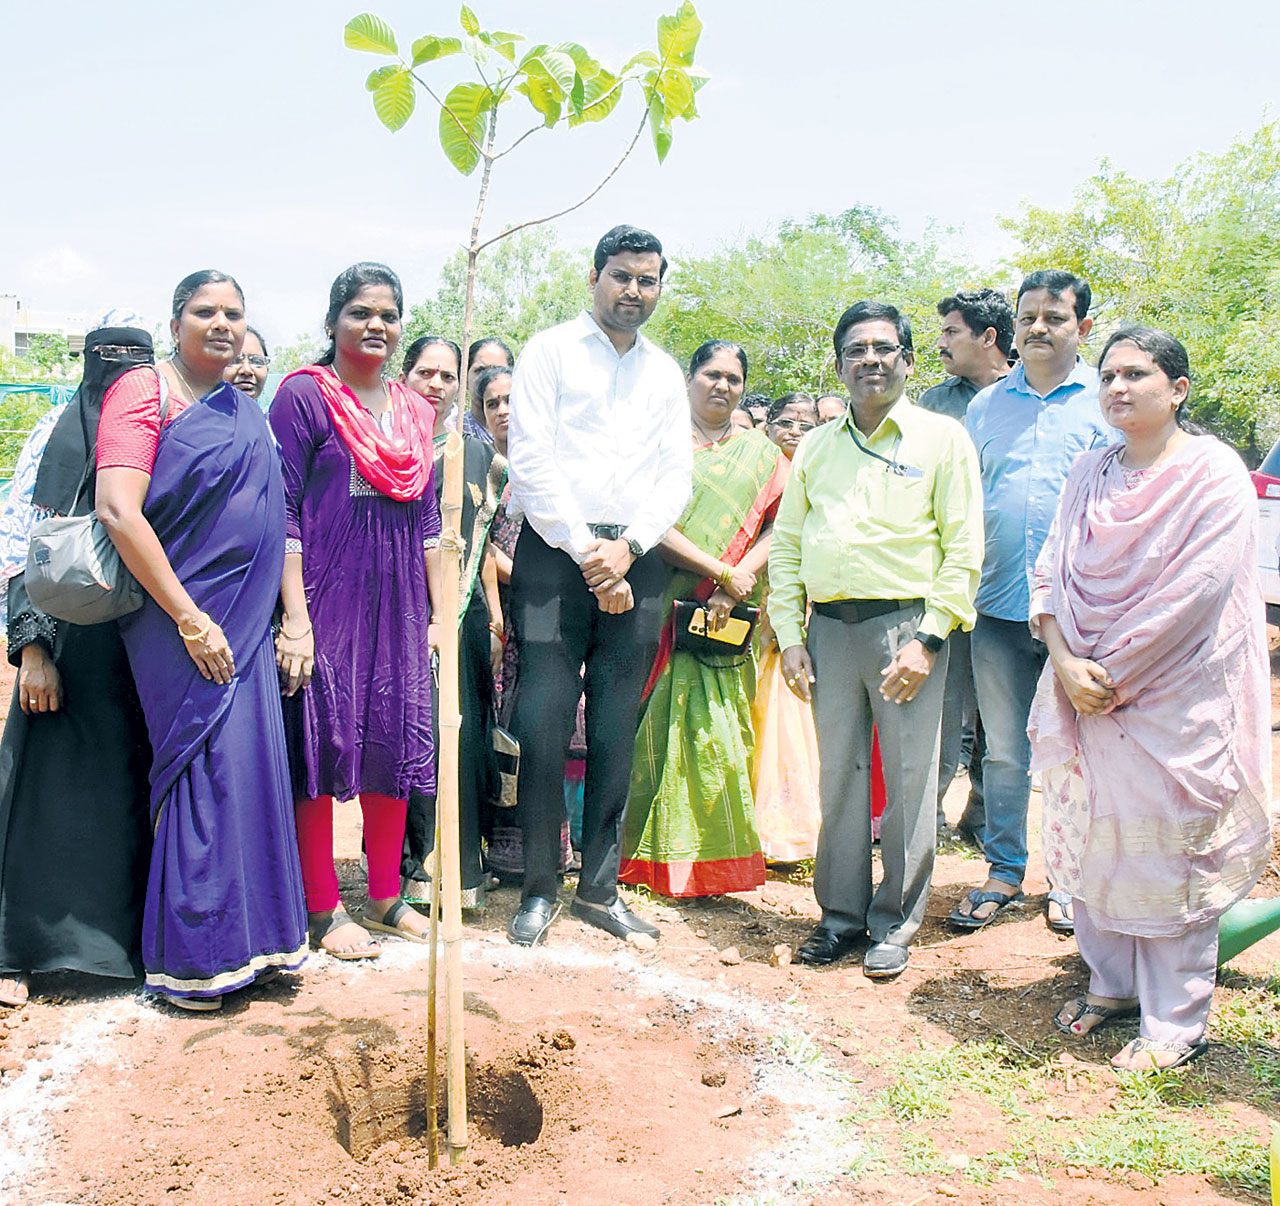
[949,270,1112,936]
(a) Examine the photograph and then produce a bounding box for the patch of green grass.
[899,1130,950,1177]
[844,1033,1271,1196]
[1213,972,1280,1047]
[1061,1094,1266,1192]
[770,1029,822,1067]
[864,1038,1048,1122]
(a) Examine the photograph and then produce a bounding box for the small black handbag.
[671,599,759,659]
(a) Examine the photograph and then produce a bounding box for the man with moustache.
[769,301,982,979]
[950,270,1110,935]
[918,289,1015,846]
[504,224,692,947]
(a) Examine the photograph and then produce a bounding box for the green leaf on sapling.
[345,13,398,55]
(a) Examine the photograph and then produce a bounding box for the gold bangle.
[280,623,313,641]
[178,614,212,643]
[716,563,734,590]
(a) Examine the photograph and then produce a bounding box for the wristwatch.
[915,631,945,655]
[626,537,644,558]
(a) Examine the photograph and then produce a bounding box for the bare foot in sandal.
[308,908,380,960]
[364,898,430,943]
[1053,994,1139,1036]
[1111,1036,1208,1071]
[0,973,29,1008]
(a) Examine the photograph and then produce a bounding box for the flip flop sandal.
[308,908,381,960]
[948,887,1024,930]
[1114,1036,1209,1071]
[1053,995,1140,1036]
[1045,888,1076,934]
[362,899,430,944]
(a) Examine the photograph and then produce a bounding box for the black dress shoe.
[570,896,659,942]
[794,925,863,966]
[507,897,559,946]
[862,941,909,979]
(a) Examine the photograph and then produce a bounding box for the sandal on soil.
[362,899,430,944]
[1045,888,1075,935]
[1112,1036,1209,1071]
[0,973,30,1008]
[948,887,1024,930]
[308,908,381,960]
[1053,995,1139,1036]
[167,994,223,1012]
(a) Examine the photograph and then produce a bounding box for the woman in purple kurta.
[97,270,307,1011]
[269,263,442,958]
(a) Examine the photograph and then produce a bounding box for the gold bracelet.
[178,614,212,643]
[716,563,734,590]
[280,623,313,641]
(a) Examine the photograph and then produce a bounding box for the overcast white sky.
[2,0,1277,348]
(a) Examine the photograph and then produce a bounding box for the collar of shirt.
[576,309,650,362]
[838,392,913,444]
[1004,356,1094,401]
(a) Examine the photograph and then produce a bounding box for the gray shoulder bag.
[25,368,170,625]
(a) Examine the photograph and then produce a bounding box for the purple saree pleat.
[118,384,307,999]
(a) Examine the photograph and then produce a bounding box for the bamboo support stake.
[425,827,442,1169]
[436,427,468,1166]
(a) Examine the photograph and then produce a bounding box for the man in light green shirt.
[768,301,982,979]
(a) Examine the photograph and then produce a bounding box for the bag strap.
[75,366,169,516]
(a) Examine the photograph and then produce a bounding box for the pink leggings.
[295,793,407,912]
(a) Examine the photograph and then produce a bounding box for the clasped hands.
[779,637,937,705]
[581,538,635,614]
[1051,654,1116,715]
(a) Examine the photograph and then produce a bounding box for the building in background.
[0,294,88,359]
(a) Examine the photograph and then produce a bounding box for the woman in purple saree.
[97,270,306,1011]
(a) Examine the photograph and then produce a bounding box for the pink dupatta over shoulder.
[1027,436,1272,934]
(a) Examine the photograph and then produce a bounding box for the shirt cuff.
[916,611,957,642]
[622,523,658,557]
[568,522,593,562]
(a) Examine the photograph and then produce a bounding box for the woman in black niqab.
[0,324,156,1008]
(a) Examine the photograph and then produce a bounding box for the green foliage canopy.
[403,227,589,357]
[1001,119,1280,453]
[646,206,995,397]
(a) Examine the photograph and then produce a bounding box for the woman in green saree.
[620,342,787,897]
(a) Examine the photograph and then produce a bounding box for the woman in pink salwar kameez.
[1029,327,1271,1071]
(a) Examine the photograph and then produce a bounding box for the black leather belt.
[812,597,924,624]
[588,523,626,540]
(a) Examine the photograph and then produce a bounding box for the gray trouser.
[808,608,946,947]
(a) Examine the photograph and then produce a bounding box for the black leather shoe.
[862,941,909,979]
[570,896,659,942]
[507,897,559,947]
[794,925,863,966]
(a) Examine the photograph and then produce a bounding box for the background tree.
[648,206,994,397]
[403,226,590,354]
[1002,119,1280,457]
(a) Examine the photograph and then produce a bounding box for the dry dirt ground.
[2,660,1280,1206]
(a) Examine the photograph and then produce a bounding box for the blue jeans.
[969,614,1047,887]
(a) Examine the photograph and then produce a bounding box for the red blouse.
[96,367,192,474]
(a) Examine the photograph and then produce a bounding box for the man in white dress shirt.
[504,225,693,946]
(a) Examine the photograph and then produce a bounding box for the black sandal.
[1053,995,1139,1036]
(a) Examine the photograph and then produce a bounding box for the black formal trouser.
[508,526,668,905]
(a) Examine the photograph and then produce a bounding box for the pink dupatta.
[1027,436,1271,927]
[286,366,435,501]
